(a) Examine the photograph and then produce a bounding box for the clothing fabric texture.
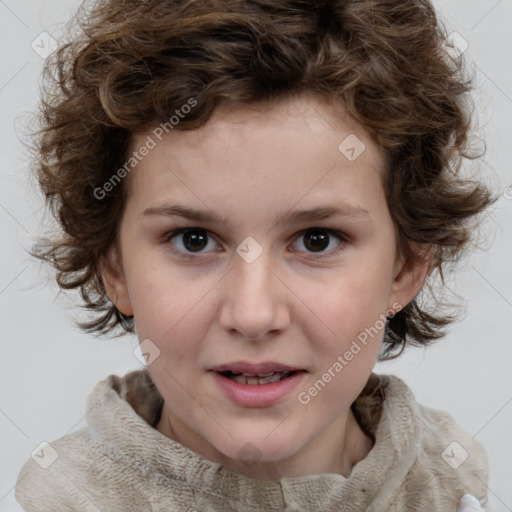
[15,369,488,512]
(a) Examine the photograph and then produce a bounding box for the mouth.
[209,361,307,407]
[218,370,300,385]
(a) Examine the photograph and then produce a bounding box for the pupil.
[184,229,208,251]
[304,229,329,252]
[181,229,330,253]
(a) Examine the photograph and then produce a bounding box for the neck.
[156,405,374,482]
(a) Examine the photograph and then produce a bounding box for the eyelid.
[164,227,348,259]
[290,228,348,259]
[164,227,221,259]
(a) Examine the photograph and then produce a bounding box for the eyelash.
[163,227,348,260]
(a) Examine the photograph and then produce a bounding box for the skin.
[100,93,429,482]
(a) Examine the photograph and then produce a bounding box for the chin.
[214,433,303,465]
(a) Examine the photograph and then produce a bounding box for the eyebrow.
[141,203,371,228]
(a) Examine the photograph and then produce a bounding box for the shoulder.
[414,402,488,489]
[385,374,489,508]
[15,428,110,511]
[15,425,162,512]
[15,369,164,512]
[354,373,489,510]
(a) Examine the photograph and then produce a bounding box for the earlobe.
[388,243,431,312]
[99,247,134,317]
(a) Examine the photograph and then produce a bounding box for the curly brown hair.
[31,0,495,359]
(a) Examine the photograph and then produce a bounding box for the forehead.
[124,95,388,223]
[144,94,377,153]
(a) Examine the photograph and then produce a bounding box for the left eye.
[291,228,344,255]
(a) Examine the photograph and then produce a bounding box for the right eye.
[165,228,220,256]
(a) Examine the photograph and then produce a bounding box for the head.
[33,0,494,478]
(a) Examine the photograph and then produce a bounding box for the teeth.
[242,372,274,377]
[230,371,292,385]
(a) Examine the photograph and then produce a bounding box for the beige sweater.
[15,369,488,512]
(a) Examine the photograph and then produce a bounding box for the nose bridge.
[233,235,276,297]
[235,250,274,299]
[220,244,289,339]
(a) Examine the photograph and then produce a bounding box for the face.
[102,94,428,480]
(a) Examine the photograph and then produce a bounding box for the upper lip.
[210,361,305,374]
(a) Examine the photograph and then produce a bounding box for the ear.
[99,245,134,317]
[388,242,431,313]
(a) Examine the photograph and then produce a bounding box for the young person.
[16,1,494,510]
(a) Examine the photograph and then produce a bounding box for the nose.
[219,249,291,341]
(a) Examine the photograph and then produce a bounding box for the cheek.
[294,259,394,382]
[121,235,198,315]
[307,259,393,333]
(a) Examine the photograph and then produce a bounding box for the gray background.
[0,0,511,510]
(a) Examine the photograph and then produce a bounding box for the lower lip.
[210,371,306,407]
